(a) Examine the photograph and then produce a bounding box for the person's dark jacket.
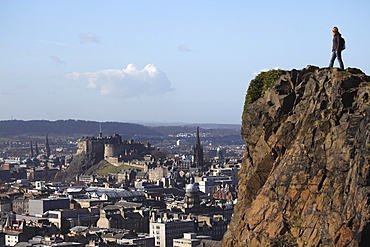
[332,33,344,51]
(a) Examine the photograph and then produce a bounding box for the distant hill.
[151,125,240,136]
[0,119,241,138]
[0,119,161,137]
[139,122,241,129]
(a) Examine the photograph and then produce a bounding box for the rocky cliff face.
[222,66,370,246]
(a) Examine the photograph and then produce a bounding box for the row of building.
[0,127,241,246]
[1,180,235,247]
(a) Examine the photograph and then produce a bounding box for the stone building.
[212,183,237,201]
[183,184,200,213]
[47,208,96,234]
[12,197,29,215]
[76,133,152,163]
[3,217,38,247]
[117,169,137,186]
[148,166,169,182]
[196,215,229,241]
[96,208,124,229]
[0,196,11,213]
[96,206,149,233]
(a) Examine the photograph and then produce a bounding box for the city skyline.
[1,0,370,124]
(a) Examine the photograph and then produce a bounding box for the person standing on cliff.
[329,26,345,69]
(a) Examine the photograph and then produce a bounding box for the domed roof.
[185,183,199,193]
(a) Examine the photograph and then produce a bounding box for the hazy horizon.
[0,118,241,128]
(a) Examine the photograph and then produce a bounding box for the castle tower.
[99,123,103,138]
[193,126,204,168]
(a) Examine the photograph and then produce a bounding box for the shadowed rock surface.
[222,66,370,246]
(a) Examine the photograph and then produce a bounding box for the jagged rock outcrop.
[222,66,370,246]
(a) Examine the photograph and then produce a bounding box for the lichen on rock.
[222,66,370,247]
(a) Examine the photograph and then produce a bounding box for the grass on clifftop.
[85,160,143,176]
[245,69,284,107]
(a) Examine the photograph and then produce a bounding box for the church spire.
[45,134,51,157]
[193,126,204,168]
[35,141,40,156]
[30,141,34,158]
[197,126,201,146]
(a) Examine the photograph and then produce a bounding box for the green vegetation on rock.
[244,69,283,107]
[85,160,143,176]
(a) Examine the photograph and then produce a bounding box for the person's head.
[332,27,339,34]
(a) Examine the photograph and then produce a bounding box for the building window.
[49,213,59,219]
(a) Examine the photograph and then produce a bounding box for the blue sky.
[1,0,369,125]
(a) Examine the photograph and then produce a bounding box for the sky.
[1,0,370,125]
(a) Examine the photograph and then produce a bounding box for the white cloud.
[50,55,66,65]
[66,64,174,98]
[178,44,191,52]
[79,33,100,44]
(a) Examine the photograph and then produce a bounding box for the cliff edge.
[222,66,370,246]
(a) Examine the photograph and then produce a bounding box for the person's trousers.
[329,50,344,69]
